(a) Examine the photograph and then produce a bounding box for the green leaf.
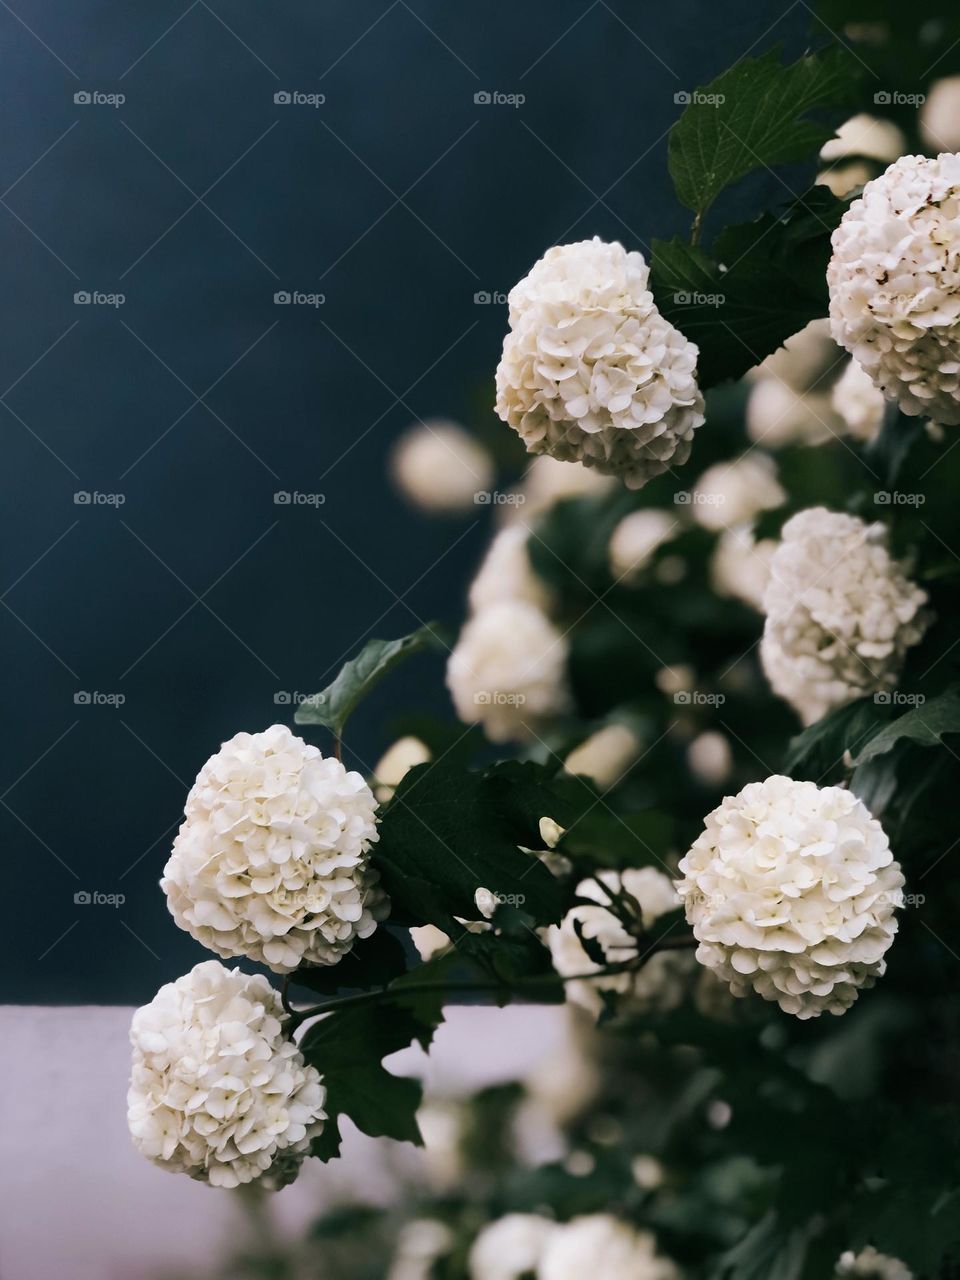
[651,190,845,387]
[289,927,411,998]
[373,760,567,932]
[783,697,890,781]
[668,45,856,223]
[851,687,960,765]
[294,623,448,737]
[558,808,675,870]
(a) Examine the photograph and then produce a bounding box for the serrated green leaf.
[289,926,411,999]
[668,45,856,223]
[851,687,960,765]
[784,697,890,781]
[294,623,447,736]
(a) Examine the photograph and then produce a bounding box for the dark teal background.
[0,0,809,1001]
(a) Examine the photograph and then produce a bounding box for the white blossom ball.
[547,868,693,1017]
[162,725,387,974]
[388,1220,455,1280]
[468,1214,557,1280]
[820,114,906,165]
[127,961,326,1188]
[495,238,705,489]
[469,525,553,613]
[691,454,784,532]
[563,723,642,789]
[446,601,572,743]
[818,161,876,199]
[828,153,960,425]
[677,775,905,1019]
[836,1246,913,1278]
[609,509,678,579]
[373,735,431,802]
[746,378,840,448]
[921,76,960,153]
[520,454,616,514]
[711,526,777,611]
[760,508,929,724]
[391,420,494,513]
[538,1215,679,1280]
[687,730,733,788]
[831,357,887,442]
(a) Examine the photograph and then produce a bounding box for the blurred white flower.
[496,238,705,489]
[836,1246,913,1278]
[373,735,431,802]
[538,1215,680,1280]
[677,775,904,1019]
[655,664,695,696]
[519,454,616,515]
[388,1220,455,1280]
[410,924,451,961]
[548,868,693,1017]
[469,525,553,613]
[468,1214,557,1280]
[162,725,387,973]
[829,153,960,425]
[831,357,887,442]
[127,961,326,1188]
[691,454,784,532]
[746,320,847,447]
[609,509,678,579]
[817,160,877,198]
[631,1155,665,1190]
[391,420,494,513]
[686,730,733,788]
[760,508,929,724]
[447,601,572,742]
[564,723,642,789]
[820,114,906,164]
[921,76,960,153]
[416,1099,466,1190]
[710,526,777,611]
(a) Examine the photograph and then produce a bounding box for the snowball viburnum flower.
[608,509,678,579]
[468,525,553,613]
[691,454,784,532]
[711,526,777,611]
[391,419,494,513]
[831,357,887,442]
[495,238,705,489]
[828,153,960,425]
[677,775,904,1019]
[162,725,387,973]
[127,961,326,1188]
[446,601,572,743]
[563,723,642,789]
[760,508,929,725]
[468,1214,557,1280]
[547,867,693,1017]
[538,1215,680,1280]
[836,1246,913,1279]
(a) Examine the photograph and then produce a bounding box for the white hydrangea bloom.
[469,525,553,613]
[820,114,906,164]
[687,730,733,788]
[921,76,960,153]
[760,508,929,724]
[468,1214,557,1280]
[520,453,616,514]
[388,1220,455,1280]
[564,723,642,789]
[609,509,678,579]
[817,161,876,199]
[677,775,905,1019]
[753,319,838,393]
[711,526,777,611]
[829,153,960,425]
[831,357,887,442]
[836,1246,913,1278]
[372,735,431,802]
[162,725,386,974]
[496,238,705,489]
[691,454,784,532]
[391,420,493,513]
[538,1215,680,1280]
[127,961,326,1188]
[446,601,572,743]
[548,868,694,1017]
[746,378,840,448]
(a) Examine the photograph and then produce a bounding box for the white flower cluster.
[691,454,784,532]
[831,357,887,442]
[760,508,929,724]
[127,961,326,1188]
[609,509,678,580]
[818,113,906,198]
[162,725,387,973]
[495,238,705,489]
[548,867,693,1017]
[564,722,642,789]
[469,1213,678,1280]
[829,152,960,425]
[922,77,960,153]
[747,320,844,448]
[711,525,778,612]
[677,775,904,1019]
[836,1246,913,1279]
[469,525,554,613]
[391,419,494,513]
